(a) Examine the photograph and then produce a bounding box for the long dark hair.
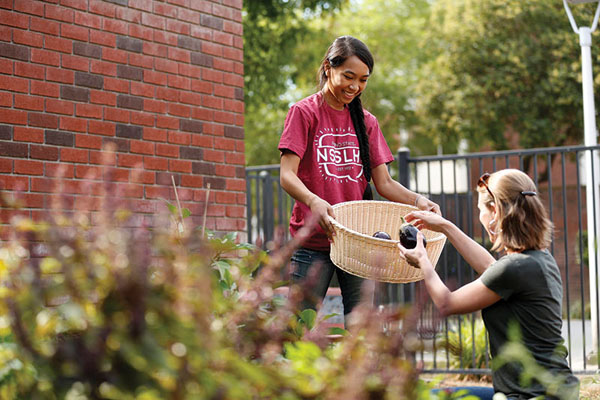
[318,36,374,186]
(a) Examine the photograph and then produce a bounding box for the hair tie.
[521,191,537,196]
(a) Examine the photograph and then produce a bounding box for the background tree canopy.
[243,0,600,165]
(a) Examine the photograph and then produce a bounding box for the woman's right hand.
[308,196,335,238]
[404,210,448,233]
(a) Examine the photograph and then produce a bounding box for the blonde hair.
[477,169,552,252]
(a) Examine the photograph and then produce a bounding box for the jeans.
[431,386,495,399]
[290,247,366,322]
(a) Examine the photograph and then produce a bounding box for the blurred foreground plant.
[0,177,462,399]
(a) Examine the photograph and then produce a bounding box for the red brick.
[131,82,154,98]
[129,53,153,68]
[167,47,189,63]
[74,133,102,149]
[46,67,74,84]
[202,42,222,58]
[225,205,245,218]
[167,103,190,118]
[191,80,212,94]
[74,10,102,29]
[0,158,12,173]
[61,0,87,11]
[90,60,117,76]
[104,107,129,123]
[153,29,177,45]
[0,175,29,190]
[143,70,167,86]
[15,94,44,111]
[0,58,12,74]
[90,29,115,47]
[202,95,222,110]
[102,48,128,64]
[167,75,190,90]
[103,18,127,35]
[214,31,233,47]
[130,111,154,127]
[131,140,154,155]
[190,0,211,12]
[223,20,242,36]
[118,153,143,168]
[179,92,202,106]
[223,72,244,87]
[155,58,177,74]
[143,156,167,171]
[215,164,235,177]
[141,42,167,57]
[45,163,74,178]
[31,48,61,66]
[75,165,102,179]
[89,150,116,166]
[143,99,167,114]
[214,137,235,151]
[190,25,211,41]
[214,84,235,99]
[30,144,58,161]
[15,159,44,175]
[156,87,178,102]
[143,127,167,142]
[128,23,152,41]
[190,107,213,122]
[216,217,238,231]
[90,90,116,106]
[62,54,90,72]
[145,185,170,200]
[29,112,58,128]
[0,92,11,107]
[88,120,115,136]
[60,23,88,41]
[88,0,115,16]
[214,111,235,124]
[203,149,224,163]
[201,122,222,136]
[46,4,74,22]
[13,29,43,47]
[0,26,10,42]
[154,2,177,18]
[76,104,103,119]
[116,7,141,23]
[178,63,201,79]
[156,115,178,129]
[224,99,243,113]
[166,18,189,35]
[44,36,72,53]
[167,131,190,145]
[178,8,199,24]
[0,10,29,29]
[130,170,154,184]
[141,12,164,29]
[156,143,178,158]
[60,148,88,163]
[181,174,202,188]
[60,116,87,132]
[13,126,43,143]
[15,61,45,79]
[104,77,129,93]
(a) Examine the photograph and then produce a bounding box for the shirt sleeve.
[364,111,394,168]
[480,256,520,300]
[278,104,310,159]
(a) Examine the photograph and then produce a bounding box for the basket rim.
[328,200,446,244]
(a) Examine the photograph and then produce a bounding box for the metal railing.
[246,145,600,374]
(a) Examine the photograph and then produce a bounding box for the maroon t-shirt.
[278,92,394,250]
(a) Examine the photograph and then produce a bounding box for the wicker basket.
[328,200,446,283]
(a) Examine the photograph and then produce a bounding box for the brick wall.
[0,0,246,233]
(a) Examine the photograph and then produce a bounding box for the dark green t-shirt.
[480,249,579,399]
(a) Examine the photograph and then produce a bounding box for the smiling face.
[477,191,497,240]
[323,55,370,110]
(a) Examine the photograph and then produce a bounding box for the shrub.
[0,178,462,399]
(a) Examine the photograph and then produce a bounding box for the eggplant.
[373,231,392,240]
[399,217,426,249]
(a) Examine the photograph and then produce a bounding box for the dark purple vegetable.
[373,231,392,240]
[399,217,427,249]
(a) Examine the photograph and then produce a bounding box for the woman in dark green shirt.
[398,169,579,400]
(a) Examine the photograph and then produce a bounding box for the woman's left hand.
[416,195,441,215]
[397,232,430,270]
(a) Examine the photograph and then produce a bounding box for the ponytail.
[349,95,372,199]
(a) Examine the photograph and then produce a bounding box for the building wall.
[0,0,246,233]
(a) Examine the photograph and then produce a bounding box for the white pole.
[564,0,600,359]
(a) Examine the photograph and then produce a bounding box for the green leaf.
[328,327,348,336]
[299,309,317,331]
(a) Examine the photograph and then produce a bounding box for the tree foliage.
[414,0,600,153]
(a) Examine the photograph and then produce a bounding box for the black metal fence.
[246,145,600,374]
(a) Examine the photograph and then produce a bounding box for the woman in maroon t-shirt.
[278,36,440,326]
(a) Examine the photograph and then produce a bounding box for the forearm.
[421,260,453,316]
[375,178,420,205]
[280,169,318,207]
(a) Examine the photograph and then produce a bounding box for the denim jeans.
[430,386,495,399]
[290,247,366,321]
